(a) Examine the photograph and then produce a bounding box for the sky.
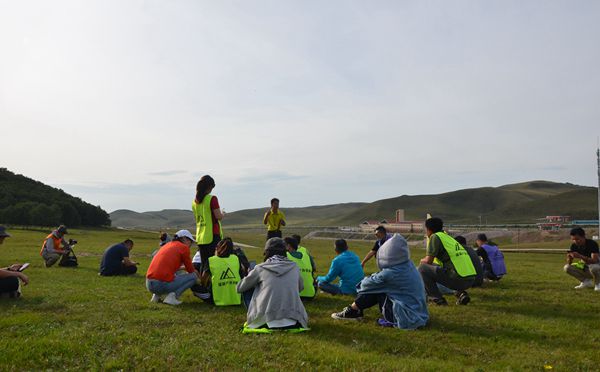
[1,1,599,213]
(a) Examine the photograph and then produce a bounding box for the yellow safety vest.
[298,246,309,256]
[434,232,477,278]
[209,255,241,306]
[192,194,223,244]
[287,251,316,298]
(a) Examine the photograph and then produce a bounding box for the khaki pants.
[564,263,600,284]
[42,251,67,267]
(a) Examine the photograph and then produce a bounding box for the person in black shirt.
[564,227,600,291]
[0,226,29,298]
[361,226,392,269]
[99,239,138,276]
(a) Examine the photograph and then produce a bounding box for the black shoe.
[331,306,363,320]
[456,291,470,305]
[428,297,448,306]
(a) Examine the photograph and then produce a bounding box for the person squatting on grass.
[191,238,250,306]
[236,238,308,330]
[317,239,364,296]
[361,226,393,269]
[564,227,600,292]
[437,236,484,295]
[263,198,286,240]
[418,217,476,306]
[146,230,200,305]
[331,234,429,329]
[0,226,29,298]
[40,225,73,268]
[475,233,507,282]
[192,175,224,276]
[99,239,138,276]
[284,236,317,300]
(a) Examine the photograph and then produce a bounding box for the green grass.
[1,227,600,371]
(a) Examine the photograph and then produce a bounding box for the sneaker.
[150,294,162,303]
[377,318,395,328]
[595,283,600,292]
[162,292,182,306]
[428,297,448,306]
[331,306,363,321]
[574,279,594,289]
[455,291,470,305]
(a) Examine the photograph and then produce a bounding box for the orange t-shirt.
[146,241,195,282]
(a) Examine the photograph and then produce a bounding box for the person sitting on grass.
[331,234,429,329]
[40,225,73,268]
[146,230,200,306]
[236,238,308,330]
[99,239,138,276]
[0,226,29,299]
[292,234,310,256]
[564,227,600,291]
[284,237,317,300]
[475,233,507,282]
[191,238,248,306]
[317,239,364,296]
[361,226,392,268]
[418,217,477,306]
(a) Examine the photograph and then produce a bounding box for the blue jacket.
[358,260,429,330]
[316,250,364,294]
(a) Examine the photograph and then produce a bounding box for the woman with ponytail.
[192,175,224,274]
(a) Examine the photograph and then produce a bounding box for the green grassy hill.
[109,181,596,228]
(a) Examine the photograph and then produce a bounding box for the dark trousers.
[198,237,220,274]
[0,276,19,294]
[418,263,474,300]
[354,293,394,321]
[266,230,282,240]
[101,264,138,276]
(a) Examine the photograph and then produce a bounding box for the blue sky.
[1,1,599,213]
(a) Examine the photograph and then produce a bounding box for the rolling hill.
[109,180,597,228]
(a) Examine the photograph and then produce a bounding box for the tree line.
[0,168,111,227]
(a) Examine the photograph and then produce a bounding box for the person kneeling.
[331,234,429,329]
[237,238,308,330]
[475,234,507,282]
[146,230,200,305]
[99,239,138,276]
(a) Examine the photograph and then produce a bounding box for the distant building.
[360,209,424,233]
[536,216,571,230]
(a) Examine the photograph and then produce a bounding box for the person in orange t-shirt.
[146,230,200,305]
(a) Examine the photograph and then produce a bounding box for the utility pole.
[597,144,600,239]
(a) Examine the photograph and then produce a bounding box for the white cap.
[174,229,196,243]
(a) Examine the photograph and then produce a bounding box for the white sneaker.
[150,294,162,303]
[595,283,600,292]
[574,279,594,289]
[163,292,182,305]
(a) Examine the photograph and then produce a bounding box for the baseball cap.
[0,226,11,237]
[57,225,68,234]
[174,229,196,243]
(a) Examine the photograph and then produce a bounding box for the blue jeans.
[318,282,346,295]
[146,273,198,298]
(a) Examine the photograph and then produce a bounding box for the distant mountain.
[0,168,111,227]
[109,181,597,229]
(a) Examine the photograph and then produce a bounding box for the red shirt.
[146,241,194,282]
[210,196,221,235]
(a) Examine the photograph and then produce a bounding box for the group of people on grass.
[1,174,599,330]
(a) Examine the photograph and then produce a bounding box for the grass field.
[1,227,600,371]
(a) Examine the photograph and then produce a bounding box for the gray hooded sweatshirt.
[237,257,309,328]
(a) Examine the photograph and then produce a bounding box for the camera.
[68,239,78,245]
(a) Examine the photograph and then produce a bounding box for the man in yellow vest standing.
[263,198,286,241]
[418,217,476,306]
[284,237,316,299]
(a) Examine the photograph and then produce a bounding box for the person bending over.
[99,239,138,276]
[236,238,308,330]
[331,234,428,329]
[564,227,600,291]
[317,239,364,296]
[284,236,316,300]
[361,226,392,268]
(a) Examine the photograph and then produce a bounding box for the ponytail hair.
[195,175,216,203]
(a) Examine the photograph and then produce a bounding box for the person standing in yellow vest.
[192,175,224,275]
[284,237,316,299]
[418,217,476,306]
[263,198,286,241]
